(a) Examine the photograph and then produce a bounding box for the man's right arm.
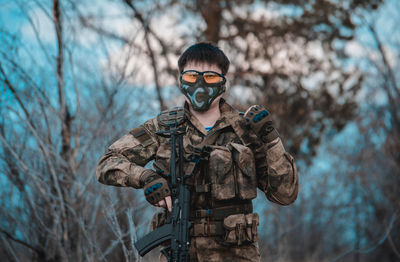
[96,119,159,189]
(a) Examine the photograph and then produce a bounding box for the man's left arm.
[245,105,299,205]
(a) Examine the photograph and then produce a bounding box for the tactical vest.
[153,106,260,245]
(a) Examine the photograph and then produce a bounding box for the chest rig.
[154,106,259,242]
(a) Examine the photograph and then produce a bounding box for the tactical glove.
[141,170,171,205]
[244,105,279,143]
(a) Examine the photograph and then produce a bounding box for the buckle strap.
[191,221,224,237]
[236,223,244,245]
[190,202,253,221]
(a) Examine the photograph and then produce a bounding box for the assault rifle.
[135,127,192,262]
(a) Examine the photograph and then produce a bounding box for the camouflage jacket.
[96,99,298,207]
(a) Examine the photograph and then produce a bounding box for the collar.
[184,98,243,136]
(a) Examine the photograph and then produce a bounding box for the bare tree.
[1,0,398,261]
[0,0,154,261]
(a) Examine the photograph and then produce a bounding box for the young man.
[96,43,298,261]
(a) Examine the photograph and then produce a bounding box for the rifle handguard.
[142,172,170,205]
[136,125,191,261]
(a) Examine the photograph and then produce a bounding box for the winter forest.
[0,0,399,261]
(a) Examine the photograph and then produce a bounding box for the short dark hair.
[178,42,230,75]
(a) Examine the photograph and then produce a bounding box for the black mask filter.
[180,70,226,112]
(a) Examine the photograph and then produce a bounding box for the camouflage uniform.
[96,99,298,262]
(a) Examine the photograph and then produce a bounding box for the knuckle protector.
[244,105,279,142]
[143,177,170,205]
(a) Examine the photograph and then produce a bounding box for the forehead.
[183,61,222,74]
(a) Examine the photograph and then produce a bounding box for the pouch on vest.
[208,143,257,200]
[230,143,257,200]
[221,213,259,246]
[209,146,235,200]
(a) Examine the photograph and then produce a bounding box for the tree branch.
[0,229,45,258]
[123,0,165,110]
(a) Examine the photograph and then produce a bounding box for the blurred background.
[0,0,399,261]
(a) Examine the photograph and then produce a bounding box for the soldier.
[96,42,298,262]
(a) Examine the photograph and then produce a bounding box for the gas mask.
[179,70,226,112]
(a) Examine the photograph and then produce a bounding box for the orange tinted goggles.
[181,70,226,84]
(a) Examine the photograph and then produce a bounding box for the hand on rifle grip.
[155,196,172,212]
[141,170,171,210]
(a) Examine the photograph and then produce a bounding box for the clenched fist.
[244,105,279,143]
[141,170,172,212]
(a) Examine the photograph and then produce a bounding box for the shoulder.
[115,117,159,149]
[119,106,188,148]
[222,102,263,147]
[220,99,245,120]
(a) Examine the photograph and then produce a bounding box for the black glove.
[244,105,279,143]
[141,170,171,205]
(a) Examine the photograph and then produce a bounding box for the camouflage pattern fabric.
[96,98,299,261]
[159,237,260,262]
